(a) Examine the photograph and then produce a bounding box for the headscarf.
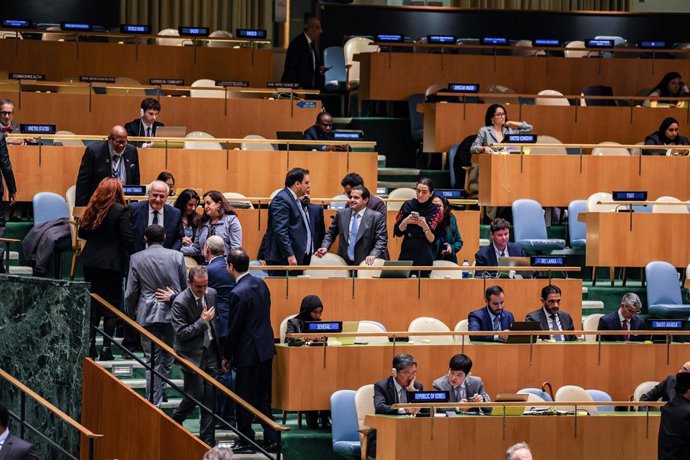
[656,117,681,144]
[295,295,324,321]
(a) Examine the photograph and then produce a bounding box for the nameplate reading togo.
[612,191,647,201]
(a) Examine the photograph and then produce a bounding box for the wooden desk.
[365,413,659,460]
[357,52,690,103]
[266,278,582,342]
[273,342,685,410]
[0,92,320,142]
[580,212,690,268]
[419,101,684,153]
[476,154,690,207]
[0,39,272,86]
[8,146,377,201]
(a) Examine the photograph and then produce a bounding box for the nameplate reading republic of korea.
[149,78,184,86]
[79,76,116,83]
[411,391,450,403]
[9,73,45,81]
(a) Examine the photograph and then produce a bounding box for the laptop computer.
[152,126,186,148]
[379,260,413,279]
[498,256,532,279]
[490,393,529,416]
[506,321,542,344]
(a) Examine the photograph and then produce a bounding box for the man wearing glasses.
[597,292,647,341]
[0,99,19,143]
[303,112,347,151]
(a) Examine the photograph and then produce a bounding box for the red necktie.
[622,319,630,341]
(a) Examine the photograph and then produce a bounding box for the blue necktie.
[492,315,501,332]
[347,213,360,261]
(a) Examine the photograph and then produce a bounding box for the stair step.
[122,378,184,389]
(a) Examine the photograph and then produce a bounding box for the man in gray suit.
[432,353,492,414]
[171,266,219,446]
[525,284,577,341]
[315,185,388,265]
[124,224,187,406]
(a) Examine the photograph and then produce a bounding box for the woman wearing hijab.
[644,117,690,155]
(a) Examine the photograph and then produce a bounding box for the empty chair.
[356,320,389,344]
[207,30,234,48]
[190,79,224,98]
[41,26,66,42]
[329,194,349,210]
[567,200,587,250]
[354,384,375,454]
[58,78,93,95]
[511,199,566,252]
[33,192,69,225]
[430,260,463,279]
[580,85,615,106]
[54,130,84,147]
[324,46,346,89]
[630,142,644,156]
[222,192,253,209]
[583,313,604,342]
[241,134,274,151]
[453,319,468,342]
[587,389,614,412]
[304,253,349,278]
[408,317,453,344]
[586,192,616,213]
[565,40,596,58]
[157,28,185,46]
[633,381,660,402]
[249,260,268,278]
[357,258,385,278]
[592,142,630,156]
[536,89,570,106]
[330,390,360,457]
[184,131,221,150]
[555,385,598,415]
[652,196,688,214]
[531,135,567,155]
[386,187,416,211]
[484,85,519,105]
[513,40,543,57]
[518,388,554,402]
[646,261,690,318]
[344,37,380,89]
[65,185,85,279]
[108,77,145,96]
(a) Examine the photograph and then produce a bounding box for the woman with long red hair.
[78,178,134,360]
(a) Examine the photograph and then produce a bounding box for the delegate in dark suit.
[642,374,678,404]
[124,118,165,146]
[320,207,388,265]
[171,286,220,446]
[525,307,577,341]
[374,376,424,415]
[281,33,323,90]
[262,188,310,266]
[659,394,690,460]
[129,201,183,252]
[0,433,37,460]
[468,306,515,342]
[474,242,526,276]
[305,202,325,249]
[0,134,17,268]
[597,311,646,342]
[432,375,492,414]
[75,141,140,206]
[206,255,236,341]
[223,273,277,446]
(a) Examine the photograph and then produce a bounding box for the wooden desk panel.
[477,154,690,207]
[581,212,690,268]
[273,342,685,410]
[365,413,659,460]
[266,278,581,340]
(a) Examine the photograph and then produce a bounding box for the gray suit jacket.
[0,433,37,460]
[320,207,388,265]
[171,287,218,365]
[125,244,187,327]
[525,307,577,341]
[432,374,492,414]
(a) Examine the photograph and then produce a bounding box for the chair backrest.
[242,134,274,151]
[518,388,554,402]
[269,188,283,200]
[430,260,463,279]
[583,313,604,342]
[512,199,548,241]
[110,77,145,96]
[513,40,538,56]
[55,130,85,147]
[586,192,616,212]
[536,89,570,106]
[41,26,64,42]
[652,196,688,214]
[190,79,224,98]
[646,261,683,306]
[565,40,595,58]
[65,185,78,248]
[592,142,630,156]
[207,30,234,48]
[408,316,453,344]
[304,253,350,278]
[453,319,468,342]
[329,194,349,210]
[594,35,627,46]
[448,143,460,187]
[587,389,614,411]
[344,37,380,85]
[33,192,69,225]
[354,384,375,441]
[184,131,222,150]
[222,192,254,209]
[531,135,567,155]
[184,256,199,270]
[484,85,519,105]
[424,83,446,97]
[330,390,360,449]
[633,381,660,401]
[356,320,389,344]
[157,28,185,46]
[387,188,416,211]
[630,141,644,156]
[249,260,268,278]
[555,385,598,415]
[567,200,587,245]
[324,46,346,84]
[357,258,385,278]
[279,314,298,343]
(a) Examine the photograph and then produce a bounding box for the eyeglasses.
[0,111,13,116]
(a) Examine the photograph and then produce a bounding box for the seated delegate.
[432,353,492,414]
[303,112,347,151]
[597,293,647,342]
[474,218,526,277]
[644,117,690,155]
[470,104,533,154]
[468,285,515,342]
[525,284,577,341]
[644,72,690,107]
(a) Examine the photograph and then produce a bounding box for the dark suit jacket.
[223,274,276,368]
[262,188,310,265]
[321,207,388,265]
[75,141,140,206]
[374,376,424,415]
[207,255,236,338]
[658,395,690,460]
[303,125,331,151]
[368,195,387,215]
[129,200,183,253]
[0,433,37,460]
[474,242,526,277]
[124,118,165,146]
[432,374,492,414]
[78,203,135,273]
[281,33,323,90]
[306,202,325,250]
[642,374,677,403]
[171,287,220,366]
[525,307,577,341]
[468,306,515,342]
[597,310,646,342]
[0,134,17,201]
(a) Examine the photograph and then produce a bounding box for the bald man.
[75,125,140,206]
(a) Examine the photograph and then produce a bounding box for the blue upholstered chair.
[249,260,268,278]
[33,192,69,225]
[324,46,346,89]
[567,200,587,250]
[645,261,690,317]
[587,389,614,412]
[518,388,553,402]
[329,194,349,210]
[331,390,360,458]
[512,199,566,253]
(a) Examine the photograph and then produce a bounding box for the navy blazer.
[75,140,140,206]
[303,125,331,151]
[306,202,326,250]
[597,310,647,342]
[223,274,276,368]
[129,200,183,253]
[262,188,310,265]
[281,32,323,90]
[374,376,424,415]
[474,242,526,277]
[468,306,515,342]
[124,118,165,147]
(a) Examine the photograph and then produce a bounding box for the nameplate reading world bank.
[10,73,45,81]
[612,191,647,201]
[149,78,184,86]
[505,134,536,143]
[427,35,457,44]
[178,26,209,36]
[61,22,91,31]
[236,29,267,39]
[80,76,116,84]
[411,391,450,403]
[20,124,56,135]
[585,39,614,48]
[297,101,318,109]
[2,19,32,29]
[638,40,666,49]
[216,81,249,87]
[448,83,479,93]
[120,24,151,34]
[305,321,343,333]
[267,82,300,89]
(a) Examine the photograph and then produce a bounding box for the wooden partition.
[81,359,208,460]
[8,145,377,201]
[273,341,686,410]
[0,39,272,85]
[357,52,690,103]
[0,92,320,141]
[266,278,582,338]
